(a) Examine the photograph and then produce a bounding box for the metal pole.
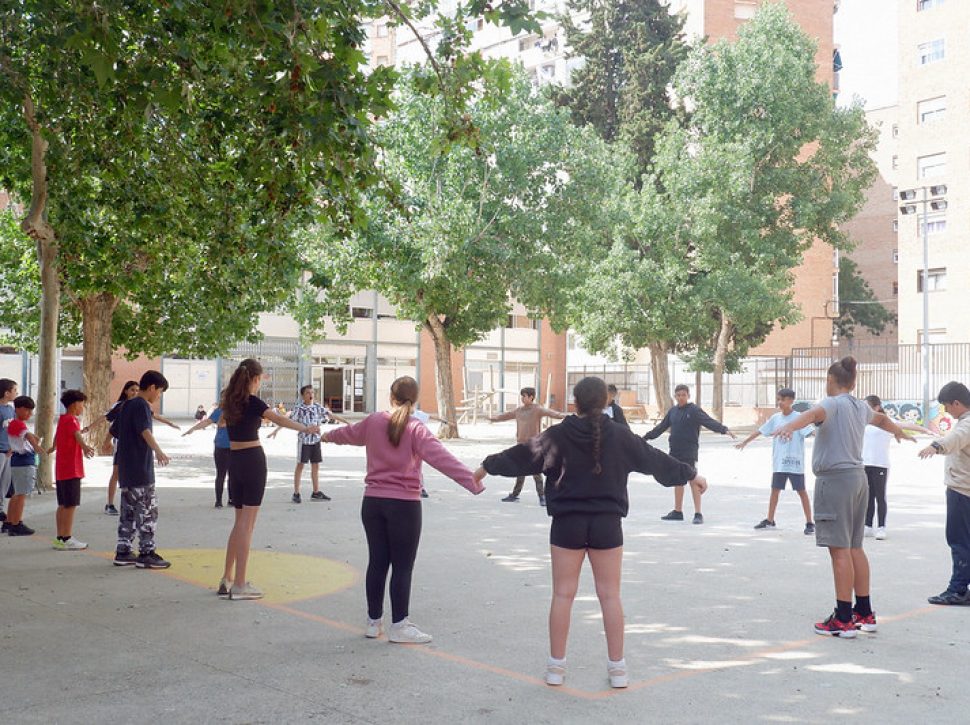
[921,187,930,422]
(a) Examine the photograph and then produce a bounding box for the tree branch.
[383,0,444,83]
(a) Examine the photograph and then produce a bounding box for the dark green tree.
[835,256,896,339]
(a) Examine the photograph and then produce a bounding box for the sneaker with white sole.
[55,537,87,551]
[229,582,264,600]
[608,660,629,688]
[365,617,383,638]
[864,525,874,538]
[875,527,887,540]
[388,619,432,644]
[217,578,231,598]
[545,660,565,686]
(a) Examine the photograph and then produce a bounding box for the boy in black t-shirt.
[113,371,172,569]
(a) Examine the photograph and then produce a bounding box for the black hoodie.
[481,415,697,518]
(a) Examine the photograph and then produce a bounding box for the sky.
[834,0,898,109]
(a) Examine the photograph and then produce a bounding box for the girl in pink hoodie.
[323,376,484,643]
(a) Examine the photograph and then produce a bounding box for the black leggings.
[214,447,230,504]
[361,496,422,622]
[865,465,888,528]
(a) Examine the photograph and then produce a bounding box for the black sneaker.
[660,510,684,521]
[804,522,816,535]
[928,589,970,606]
[136,551,171,570]
[310,491,330,501]
[8,522,35,536]
[0,521,9,534]
[113,550,138,567]
[692,513,704,525]
[0,510,6,522]
[292,493,302,504]
[215,501,223,509]
[420,488,429,499]
[501,494,519,502]
[538,495,546,507]
[105,504,119,515]
[754,519,776,529]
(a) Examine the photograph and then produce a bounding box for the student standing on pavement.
[476,376,706,689]
[862,395,929,540]
[2,396,43,536]
[49,390,96,550]
[489,387,567,506]
[774,356,906,638]
[219,359,319,600]
[604,384,630,429]
[0,378,19,524]
[736,388,815,534]
[112,371,173,570]
[322,376,484,644]
[269,385,348,503]
[182,395,232,508]
[645,384,735,524]
[917,381,970,606]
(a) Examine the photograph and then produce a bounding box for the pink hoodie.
[323,412,483,500]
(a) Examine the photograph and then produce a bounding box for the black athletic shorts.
[771,472,806,491]
[55,478,82,507]
[550,512,623,550]
[228,447,267,508]
[299,442,322,464]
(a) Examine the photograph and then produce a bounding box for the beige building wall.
[895,0,968,344]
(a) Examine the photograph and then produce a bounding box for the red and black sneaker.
[852,612,877,633]
[814,612,857,638]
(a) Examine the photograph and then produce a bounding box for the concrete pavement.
[1,420,966,723]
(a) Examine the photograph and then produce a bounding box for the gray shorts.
[8,466,36,496]
[813,468,868,549]
[0,454,11,505]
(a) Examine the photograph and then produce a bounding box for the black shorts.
[55,478,82,507]
[228,447,267,508]
[299,442,322,464]
[550,513,623,550]
[771,473,806,491]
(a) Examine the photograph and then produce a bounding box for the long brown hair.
[388,376,419,446]
[574,377,607,475]
[221,358,263,425]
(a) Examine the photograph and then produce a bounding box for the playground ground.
[1,419,966,723]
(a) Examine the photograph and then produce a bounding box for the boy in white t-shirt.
[1,396,42,536]
[736,388,815,534]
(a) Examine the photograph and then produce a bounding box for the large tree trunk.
[425,315,459,439]
[712,313,734,421]
[648,342,672,415]
[20,95,58,492]
[79,292,119,452]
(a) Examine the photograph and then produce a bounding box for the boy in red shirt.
[48,390,96,550]
[2,396,44,535]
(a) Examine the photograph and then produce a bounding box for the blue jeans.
[945,488,970,593]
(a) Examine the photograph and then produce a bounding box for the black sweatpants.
[864,465,888,528]
[214,447,230,504]
[361,496,422,622]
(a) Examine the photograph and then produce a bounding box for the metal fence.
[569,342,970,411]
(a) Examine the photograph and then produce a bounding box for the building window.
[918,39,945,66]
[375,23,388,37]
[892,155,898,170]
[918,96,946,124]
[892,219,899,233]
[734,1,757,20]
[917,0,945,11]
[923,215,946,234]
[892,281,899,296]
[917,152,946,179]
[891,123,899,138]
[351,307,374,319]
[892,249,899,263]
[375,55,389,66]
[892,186,899,200]
[916,267,946,292]
[518,35,539,52]
[539,63,556,81]
[917,328,947,344]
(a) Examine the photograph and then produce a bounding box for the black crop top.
[226,395,269,442]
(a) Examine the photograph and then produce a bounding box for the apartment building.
[895,0,968,344]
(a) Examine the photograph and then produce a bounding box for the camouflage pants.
[117,484,158,555]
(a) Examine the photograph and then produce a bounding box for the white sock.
[368,617,381,625]
[392,618,409,627]
[608,658,626,669]
[548,656,566,667]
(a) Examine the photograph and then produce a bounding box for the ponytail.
[387,376,419,446]
[221,358,263,424]
[827,355,858,390]
[573,376,608,476]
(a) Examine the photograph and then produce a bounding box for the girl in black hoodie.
[474,377,707,689]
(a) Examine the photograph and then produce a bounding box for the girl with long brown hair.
[322,376,484,643]
[219,359,320,600]
[476,376,707,689]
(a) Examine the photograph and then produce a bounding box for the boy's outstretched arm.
[488,410,517,423]
[735,430,761,450]
[73,429,96,458]
[774,407,824,442]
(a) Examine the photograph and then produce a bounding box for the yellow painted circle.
[156,549,357,604]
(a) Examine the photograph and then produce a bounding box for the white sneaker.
[608,659,629,688]
[388,619,432,644]
[365,618,383,639]
[64,537,88,551]
[545,659,565,686]
[875,527,887,540]
[864,526,874,538]
[229,582,264,600]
